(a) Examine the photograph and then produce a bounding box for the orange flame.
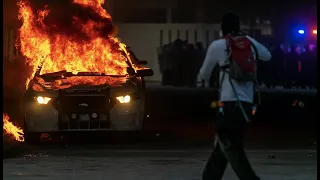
[16,0,137,89]
[3,114,24,142]
[73,0,111,19]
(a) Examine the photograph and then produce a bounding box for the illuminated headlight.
[36,96,51,104]
[116,95,131,103]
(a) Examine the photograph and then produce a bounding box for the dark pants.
[203,101,260,180]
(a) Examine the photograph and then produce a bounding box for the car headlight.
[116,95,131,103]
[36,96,51,104]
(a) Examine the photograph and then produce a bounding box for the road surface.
[3,147,317,180]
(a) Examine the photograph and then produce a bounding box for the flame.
[3,114,24,142]
[31,76,127,91]
[16,0,137,89]
[73,0,111,19]
[4,0,142,142]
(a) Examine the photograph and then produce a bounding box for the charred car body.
[23,57,153,143]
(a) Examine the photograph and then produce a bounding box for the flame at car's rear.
[16,0,136,89]
[3,114,24,142]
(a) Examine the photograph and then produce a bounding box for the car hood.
[30,76,129,92]
[25,76,139,99]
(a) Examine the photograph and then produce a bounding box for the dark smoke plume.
[27,0,115,41]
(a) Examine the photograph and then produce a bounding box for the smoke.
[26,0,115,41]
[3,56,33,97]
[3,56,33,126]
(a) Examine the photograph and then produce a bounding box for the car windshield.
[36,49,134,79]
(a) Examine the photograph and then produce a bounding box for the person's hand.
[196,76,204,87]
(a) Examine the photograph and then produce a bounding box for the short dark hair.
[221,13,240,36]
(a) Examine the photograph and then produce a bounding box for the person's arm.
[197,42,219,87]
[246,36,272,61]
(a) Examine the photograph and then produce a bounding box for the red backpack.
[223,35,258,82]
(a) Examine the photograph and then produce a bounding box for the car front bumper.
[25,99,145,132]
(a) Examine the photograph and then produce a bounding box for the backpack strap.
[228,76,250,121]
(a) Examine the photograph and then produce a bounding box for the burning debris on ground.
[3,114,24,142]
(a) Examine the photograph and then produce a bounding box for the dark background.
[111,0,317,42]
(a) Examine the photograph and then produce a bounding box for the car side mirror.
[136,68,153,77]
[127,67,136,76]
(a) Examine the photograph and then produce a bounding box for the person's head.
[186,44,194,50]
[289,44,296,53]
[295,45,302,55]
[221,13,240,36]
[309,44,316,52]
[195,42,203,49]
[163,45,169,51]
[174,39,184,48]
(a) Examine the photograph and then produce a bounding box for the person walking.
[197,13,272,180]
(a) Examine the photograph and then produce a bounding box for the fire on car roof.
[16,0,140,89]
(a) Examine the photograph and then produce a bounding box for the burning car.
[15,0,153,143]
[23,58,153,143]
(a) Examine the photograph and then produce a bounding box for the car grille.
[59,95,108,112]
[57,88,111,130]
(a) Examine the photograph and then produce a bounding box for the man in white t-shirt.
[198,13,271,180]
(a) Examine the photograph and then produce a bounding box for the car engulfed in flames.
[15,0,154,143]
[23,67,153,143]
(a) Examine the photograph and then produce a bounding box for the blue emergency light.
[298,30,305,34]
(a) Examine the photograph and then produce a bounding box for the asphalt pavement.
[3,147,317,180]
